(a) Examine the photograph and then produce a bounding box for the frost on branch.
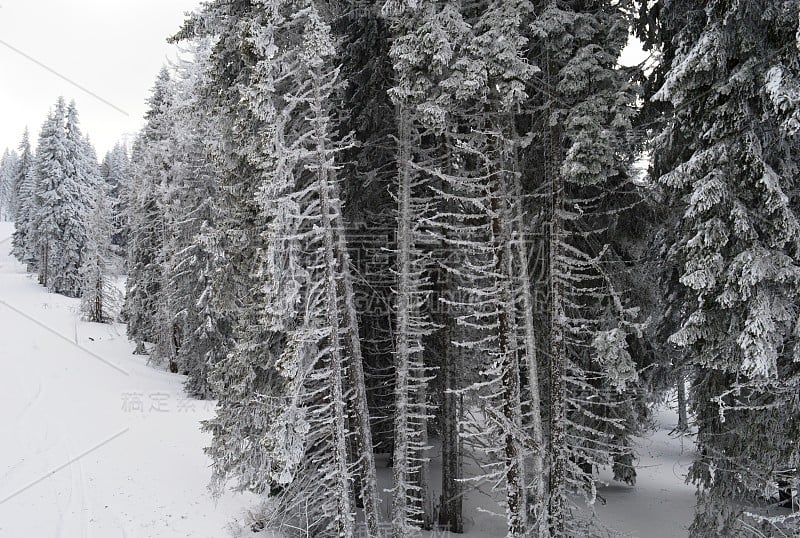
[592,328,638,391]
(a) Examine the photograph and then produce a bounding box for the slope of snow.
[0,222,257,538]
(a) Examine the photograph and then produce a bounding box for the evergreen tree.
[382,2,550,534]
[331,0,400,463]
[175,2,380,534]
[0,149,19,221]
[101,142,131,254]
[649,1,800,534]
[29,98,97,297]
[27,106,65,280]
[164,40,225,398]
[59,102,101,295]
[80,182,121,323]
[388,105,437,538]
[123,69,174,359]
[11,129,35,263]
[523,2,644,534]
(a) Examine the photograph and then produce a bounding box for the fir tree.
[331,0,400,462]
[101,142,131,254]
[524,2,644,534]
[162,39,226,397]
[124,69,174,359]
[650,1,800,534]
[29,98,97,297]
[175,2,381,534]
[0,149,19,221]
[80,182,121,323]
[383,2,549,535]
[11,129,35,264]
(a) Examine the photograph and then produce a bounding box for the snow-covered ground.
[0,222,257,537]
[0,220,697,537]
[595,408,697,537]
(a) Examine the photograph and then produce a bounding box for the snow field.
[0,222,258,538]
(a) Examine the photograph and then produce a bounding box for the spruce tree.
[650,1,800,535]
[101,143,131,255]
[11,129,35,263]
[175,2,380,534]
[124,69,174,358]
[524,2,644,534]
[29,98,96,297]
[382,2,549,534]
[81,182,121,323]
[163,40,224,398]
[0,149,19,221]
[331,0,400,462]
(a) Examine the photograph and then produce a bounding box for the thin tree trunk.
[547,115,567,537]
[677,368,689,432]
[511,172,546,533]
[95,273,103,322]
[40,242,48,287]
[391,107,431,535]
[436,133,464,533]
[439,317,463,533]
[437,177,463,532]
[391,114,412,531]
[492,188,527,538]
[329,133,381,538]
[416,369,432,531]
[314,78,355,538]
[336,221,381,537]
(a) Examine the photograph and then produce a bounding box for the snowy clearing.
[0,222,257,538]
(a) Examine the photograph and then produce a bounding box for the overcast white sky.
[0,0,201,157]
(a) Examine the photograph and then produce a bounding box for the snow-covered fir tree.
[522,2,644,535]
[100,142,131,255]
[28,98,97,297]
[123,68,174,360]
[80,181,122,323]
[330,0,400,468]
[175,1,380,535]
[161,40,226,398]
[11,128,35,264]
[650,1,800,535]
[382,2,551,535]
[0,149,19,221]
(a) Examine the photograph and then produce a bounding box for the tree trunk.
[677,368,689,433]
[439,319,463,533]
[436,135,464,533]
[511,166,546,533]
[315,78,355,538]
[492,188,527,538]
[437,174,464,532]
[391,106,431,536]
[328,130,381,538]
[336,221,381,537]
[547,119,567,538]
[40,242,48,287]
[416,373,432,530]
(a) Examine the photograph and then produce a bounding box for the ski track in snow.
[0,222,256,538]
